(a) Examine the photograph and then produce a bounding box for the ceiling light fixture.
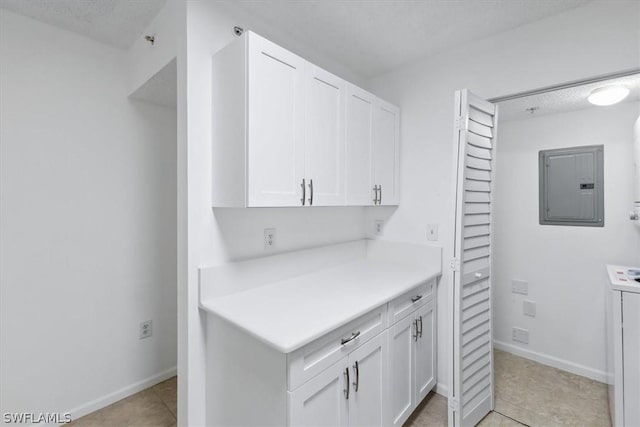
[587,85,630,106]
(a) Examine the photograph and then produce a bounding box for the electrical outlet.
[426,224,438,241]
[140,320,152,339]
[264,228,276,250]
[523,300,536,317]
[374,220,384,236]
[512,327,529,344]
[512,279,528,295]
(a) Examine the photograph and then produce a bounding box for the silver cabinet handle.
[379,185,382,205]
[418,315,423,339]
[308,179,313,205]
[372,185,378,204]
[300,178,306,206]
[352,361,359,392]
[411,295,423,303]
[413,319,419,342]
[344,367,350,400]
[341,331,360,345]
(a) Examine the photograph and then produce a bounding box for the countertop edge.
[200,270,442,353]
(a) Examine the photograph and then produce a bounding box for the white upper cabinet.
[304,65,346,206]
[248,35,306,207]
[373,99,400,206]
[345,85,375,206]
[211,31,399,207]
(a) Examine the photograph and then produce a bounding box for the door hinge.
[450,258,461,272]
[449,397,460,412]
[455,116,467,131]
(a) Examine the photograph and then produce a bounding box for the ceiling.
[498,74,640,122]
[230,0,590,78]
[1,1,590,76]
[0,0,167,49]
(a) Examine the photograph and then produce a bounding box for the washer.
[607,265,640,427]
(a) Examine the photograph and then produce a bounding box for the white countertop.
[200,258,440,353]
[607,264,640,293]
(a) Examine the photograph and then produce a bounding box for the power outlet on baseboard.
[512,327,529,344]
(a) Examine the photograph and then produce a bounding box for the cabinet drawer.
[288,305,387,391]
[388,281,434,325]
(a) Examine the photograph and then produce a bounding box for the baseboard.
[435,382,448,397]
[63,366,177,424]
[493,340,607,383]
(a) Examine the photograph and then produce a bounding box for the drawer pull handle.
[344,367,350,400]
[411,295,423,303]
[413,319,419,342]
[418,315,423,338]
[341,331,360,345]
[352,361,359,392]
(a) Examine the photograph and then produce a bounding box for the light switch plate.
[523,300,536,317]
[426,224,438,241]
[512,279,528,295]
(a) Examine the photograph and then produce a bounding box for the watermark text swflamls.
[3,412,71,424]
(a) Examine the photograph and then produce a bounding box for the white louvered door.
[449,90,498,427]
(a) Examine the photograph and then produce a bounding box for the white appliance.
[631,116,640,223]
[606,265,640,427]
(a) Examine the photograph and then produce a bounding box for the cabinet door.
[289,358,349,427]
[373,99,400,205]
[304,65,345,206]
[247,34,305,207]
[348,331,387,427]
[623,292,640,427]
[345,85,375,206]
[414,299,436,403]
[388,314,416,427]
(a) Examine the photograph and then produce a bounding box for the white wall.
[127,0,180,96]
[493,102,640,381]
[366,1,640,392]
[0,10,177,420]
[180,2,369,425]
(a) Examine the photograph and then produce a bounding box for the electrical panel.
[539,145,604,227]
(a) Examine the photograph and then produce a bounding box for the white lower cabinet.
[388,299,437,427]
[289,358,349,427]
[415,301,436,403]
[206,282,436,427]
[289,331,388,427]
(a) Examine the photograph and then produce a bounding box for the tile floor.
[406,349,611,427]
[69,377,176,427]
[71,349,610,426]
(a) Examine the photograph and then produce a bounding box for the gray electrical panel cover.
[539,145,604,227]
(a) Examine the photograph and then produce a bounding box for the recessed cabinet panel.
[348,331,387,427]
[414,300,436,403]
[539,145,604,226]
[388,314,414,427]
[373,100,400,205]
[346,86,375,205]
[305,66,346,206]
[289,359,349,427]
[247,35,306,207]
